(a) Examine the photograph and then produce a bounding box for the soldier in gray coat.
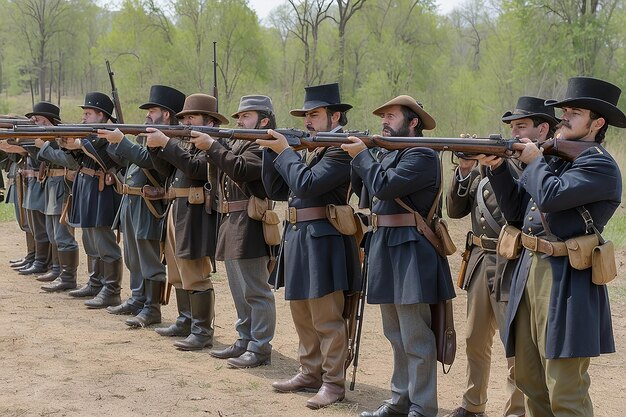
[343,95,455,417]
[444,96,558,417]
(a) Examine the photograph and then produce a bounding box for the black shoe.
[173,334,212,351]
[407,412,426,417]
[68,284,102,298]
[209,344,247,359]
[443,408,485,417]
[360,403,408,417]
[41,279,77,292]
[84,293,122,309]
[106,301,142,315]
[226,351,271,368]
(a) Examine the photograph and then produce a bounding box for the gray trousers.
[82,227,122,263]
[26,209,48,243]
[120,208,165,308]
[224,257,276,355]
[380,303,438,417]
[45,214,78,252]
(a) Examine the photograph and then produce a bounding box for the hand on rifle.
[340,136,367,158]
[473,154,504,170]
[189,131,215,151]
[59,137,82,150]
[145,127,170,149]
[511,137,543,165]
[97,128,124,144]
[34,138,45,148]
[256,129,289,154]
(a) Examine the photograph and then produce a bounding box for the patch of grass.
[603,208,626,249]
[0,203,16,223]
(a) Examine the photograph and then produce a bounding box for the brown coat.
[205,139,270,261]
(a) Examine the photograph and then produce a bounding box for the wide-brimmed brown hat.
[290,83,352,117]
[232,95,274,118]
[176,93,228,125]
[372,95,436,130]
[501,96,559,127]
[544,76,626,128]
[25,101,61,124]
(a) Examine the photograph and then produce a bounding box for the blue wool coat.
[262,146,361,300]
[351,148,455,305]
[489,145,620,359]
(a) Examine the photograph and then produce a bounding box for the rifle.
[0,125,597,162]
[106,60,125,123]
[347,241,368,391]
[0,118,35,129]
[212,41,218,112]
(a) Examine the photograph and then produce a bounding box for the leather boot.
[272,373,323,393]
[126,279,162,328]
[154,288,192,337]
[41,250,78,292]
[10,232,36,267]
[69,256,103,298]
[306,382,345,409]
[106,300,141,315]
[84,258,122,308]
[36,244,61,282]
[173,288,214,351]
[19,241,50,275]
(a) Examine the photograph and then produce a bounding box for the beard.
[145,114,164,125]
[382,122,411,137]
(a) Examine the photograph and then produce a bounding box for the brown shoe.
[444,408,485,417]
[272,373,322,393]
[306,382,345,409]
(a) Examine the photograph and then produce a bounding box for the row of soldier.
[1,76,623,417]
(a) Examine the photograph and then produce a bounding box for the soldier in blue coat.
[16,102,60,276]
[59,93,122,302]
[342,95,455,417]
[98,86,184,318]
[476,76,623,417]
[259,83,361,409]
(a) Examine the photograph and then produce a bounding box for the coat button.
[529,252,534,257]
[292,225,297,230]
[483,190,489,198]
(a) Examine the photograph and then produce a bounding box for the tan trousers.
[164,209,213,292]
[514,253,593,417]
[289,290,347,386]
[464,259,525,416]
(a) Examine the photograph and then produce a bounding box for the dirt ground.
[1,219,625,417]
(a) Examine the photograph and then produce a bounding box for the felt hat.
[372,95,436,130]
[232,95,274,119]
[80,92,116,122]
[502,96,559,127]
[139,85,186,116]
[176,93,228,125]
[290,83,352,117]
[25,101,61,124]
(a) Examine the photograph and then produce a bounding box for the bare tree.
[329,0,367,86]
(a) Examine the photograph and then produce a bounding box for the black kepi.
[25,101,61,124]
[544,76,626,128]
[502,96,559,127]
[139,85,186,115]
[290,82,352,117]
[80,92,116,122]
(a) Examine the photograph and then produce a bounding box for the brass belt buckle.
[287,207,297,224]
[221,200,229,214]
[527,234,539,252]
[371,213,378,231]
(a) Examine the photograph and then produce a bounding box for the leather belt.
[470,233,498,251]
[371,212,416,230]
[286,206,327,223]
[121,184,143,196]
[19,169,38,178]
[521,233,568,257]
[218,200,248,214]
[79,167,104,178]
[47,168,66,177]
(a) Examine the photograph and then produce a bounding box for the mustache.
[556,120,571,129]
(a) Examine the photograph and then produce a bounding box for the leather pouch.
[592,241,617,285]
[248,196,268,221]
[203,183,212,214]
[325,204,357,235]
[497,225,522,260]
[434,218,457,256]
[262,210,282,246]
[142,185,166,200]
[565,234,598,270]
[187,186,204,205]
[65,170,77,182]
[430,299,456,373]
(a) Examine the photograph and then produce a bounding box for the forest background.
[1,0,626,244]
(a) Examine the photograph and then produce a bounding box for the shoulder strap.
[475,176,502,233]
[577,206,606,244]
